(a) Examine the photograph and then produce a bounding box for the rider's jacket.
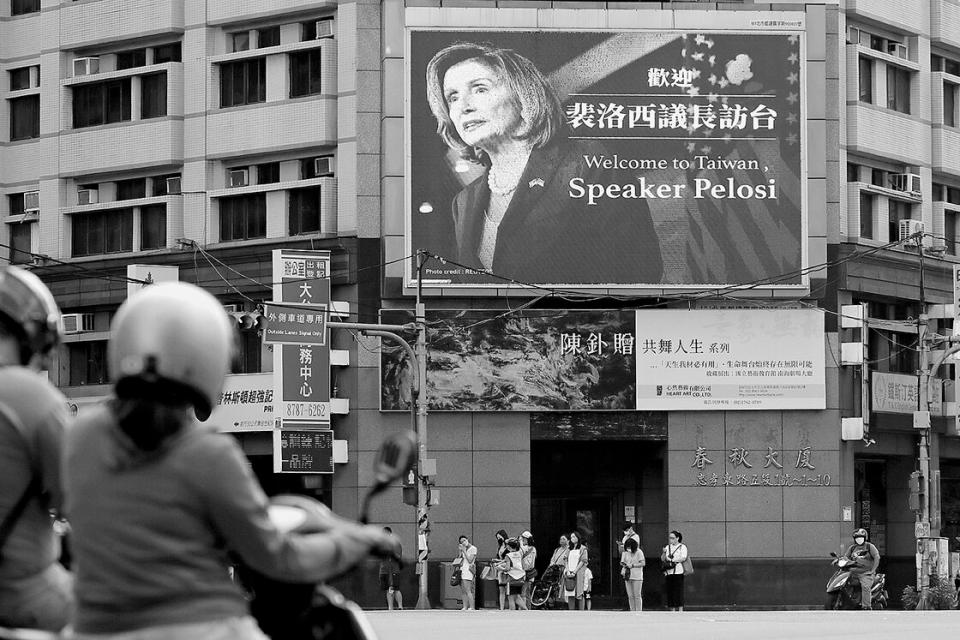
[843,541,880,574]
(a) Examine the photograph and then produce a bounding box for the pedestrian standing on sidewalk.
[502,538,527,610]
[549,534,569,568]
[456,535,478,610]
[519,531,537,608]
[620,537,645,611]
[563,531,589,610]
[379,527,403,610]
[494,529,509,610]
[63,283,397,640]
[661,530,688,612]
[0,266,74,633]
[617,521,641,557]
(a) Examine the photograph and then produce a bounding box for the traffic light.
[402,467,418,506]
[909,471,925,512]
[228,311,267,331]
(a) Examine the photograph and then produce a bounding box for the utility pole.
[413,250,431,609]
[913,231,932,608]
[325,250,431,608]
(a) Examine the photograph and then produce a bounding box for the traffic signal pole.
[325,250,432,609]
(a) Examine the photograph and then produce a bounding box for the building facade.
[2,0,959,610]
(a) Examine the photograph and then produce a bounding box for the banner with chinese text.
[406,25,806,290]
[380,308,824,411]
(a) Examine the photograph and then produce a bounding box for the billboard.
[406,27,805,290]
[380,308,823,411]
[211,373,274,432]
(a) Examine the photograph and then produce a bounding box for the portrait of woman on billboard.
[423,41,663,286]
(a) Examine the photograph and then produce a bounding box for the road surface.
[366,609,958,640]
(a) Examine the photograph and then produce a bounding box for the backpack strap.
[0,401,39,564]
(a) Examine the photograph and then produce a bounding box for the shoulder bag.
[681,545,694,575]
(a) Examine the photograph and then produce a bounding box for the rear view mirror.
[373,431,417,493]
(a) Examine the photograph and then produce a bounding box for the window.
[946,210,958,255]
[945,82,958,127]
[858,56,873,104]
[871,169,886,187]
[219,194,266,241]
[9,67,32,91]
[256,162,279,184]
[257,26,280,48]
[301,18,332,41]
[886,66,911,114]
[220,58,265,108]
[9,95,39,140]
[847,163,860,182]
[68,341,108,386]
[72,79,131,128]
[141,72,167,119]
[300,157,331,179]
[72,209,133,256]
[11,0,39,16]
[888,200,911,242]
[8,194,25,215]
[140,204,166,250]
[8,223,32,264]
[859,192,874,239]
[153,43,181,64]
[231,32,250,52]
[116,178,146,200]
[933,54,960,76]
[290,50,323,97]
[289,187,321,235]
[116,49,146,70]
[152,174,180,196]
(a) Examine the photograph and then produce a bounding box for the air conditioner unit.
[222,304,240,314]
[73,56,100,77]
[847,27,863,45]
[22,191,39,213]
[62,313,95,334]
[228,169,249,188]
[890,172,921,195]
[165,176,182,195]
[314,156,334,176]
[888,42,909,59]
[315,19,333,39]
[78,189,99,205]
[898,219,924,242]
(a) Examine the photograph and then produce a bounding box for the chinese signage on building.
[690,444,830,487]
[405,24,806,290]
[272,250,332,428]
[871,371,943,416]
[273,428,334,474]
[211,373,274,433]
[381,308,824,411]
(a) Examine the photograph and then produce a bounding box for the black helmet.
[853,528,868,539]
[0,265,62,367]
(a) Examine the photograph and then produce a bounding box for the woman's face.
[559,535,568,547]
[668,532,679,544]
[570,533,579,546]
[442,59,521,152]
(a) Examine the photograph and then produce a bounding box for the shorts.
[379,572,400,591]
[507,580,524,595]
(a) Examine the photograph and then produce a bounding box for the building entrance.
[530,438,666,606]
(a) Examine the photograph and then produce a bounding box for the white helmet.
[109,282,234,420]
[0,265,62,367]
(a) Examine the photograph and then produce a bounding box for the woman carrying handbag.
[563,531,589,610]
[660,530,689,612]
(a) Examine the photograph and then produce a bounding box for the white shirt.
[663,543,687,575]
[566,547,582,573]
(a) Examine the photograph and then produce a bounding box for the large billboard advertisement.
[380,308,823,411]
[406,27,805,291]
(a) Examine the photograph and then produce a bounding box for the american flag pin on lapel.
[529,178,544,188]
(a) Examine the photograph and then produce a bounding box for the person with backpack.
[519,531,537,608]
[0,266,73,632]
[501,538,527,610]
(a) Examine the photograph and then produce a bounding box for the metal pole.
[414,250,431,609]
[916,235,932,608]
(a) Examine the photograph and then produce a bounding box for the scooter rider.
[0,266,73,632]
[64,282,397,639]
[843,528,880,609]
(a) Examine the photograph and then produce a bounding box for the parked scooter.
[0,431,417,640]
[825,552,888,610]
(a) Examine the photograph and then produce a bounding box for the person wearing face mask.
[842,528,880,610]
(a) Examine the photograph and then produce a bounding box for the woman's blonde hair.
[425,42,565,166]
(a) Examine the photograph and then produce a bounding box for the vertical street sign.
[954,265,960,434]
[272,249,332,432]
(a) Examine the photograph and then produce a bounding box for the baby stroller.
[530,564,564,609]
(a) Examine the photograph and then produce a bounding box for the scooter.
[825,552,888,610]
[0,431,417,640]
[239,430,417,640]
